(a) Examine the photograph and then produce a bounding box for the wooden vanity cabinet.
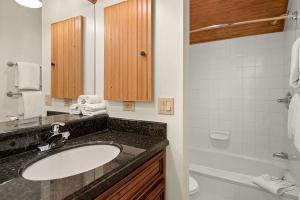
[51,16,83,99]
[104,0,152,102]
[95,150,165,200]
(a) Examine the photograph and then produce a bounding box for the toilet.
[189,175,199,196]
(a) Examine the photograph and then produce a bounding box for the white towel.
[290,37,300,88]
[22,91,44,119]
[69,104,81,115]
[288,93,300,151]
[253,174,295,195]
[78,95,101,104]
[81,103,106,112]
[81,109,107,116]
[16,62,40,90]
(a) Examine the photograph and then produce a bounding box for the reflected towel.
[16,62,40,90]
[81,109,107,117]
[22,91,44,119]
[81,103,106,112]
[253,174,295,195]
[78,95,101,104]
[288,93,300,151]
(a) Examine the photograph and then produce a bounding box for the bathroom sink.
[21,143,121,181]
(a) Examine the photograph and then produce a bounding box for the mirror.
[0,0,96,124]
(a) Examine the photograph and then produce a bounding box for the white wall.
[42,0,95,112]
[189,32,290,162]
[95,0,188,199]
[0,0,42,122]
[284,0,300,185]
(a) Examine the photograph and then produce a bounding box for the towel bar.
[277,92,292,109]
[7,91,22,97]
[6,61,43,92]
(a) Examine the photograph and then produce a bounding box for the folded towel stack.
[69,95,107,116]
[252,174,295,195]
[78,95,101,104]
[81,103,107,116]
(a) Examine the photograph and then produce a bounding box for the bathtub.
[189,147,299,200]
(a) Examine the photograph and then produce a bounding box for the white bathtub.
[189,147,299,200]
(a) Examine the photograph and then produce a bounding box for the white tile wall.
[189,32,290,161]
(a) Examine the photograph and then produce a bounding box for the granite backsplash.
[0,114,167,159]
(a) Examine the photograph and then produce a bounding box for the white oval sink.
[22,144,121,181]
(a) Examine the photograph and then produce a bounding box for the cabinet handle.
[51,62,55,67]
[139,51,146,57]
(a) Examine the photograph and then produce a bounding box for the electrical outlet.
[123,101,135,111]
[64,99,73,107]
[45,95,52,106]
[158,98,174,115]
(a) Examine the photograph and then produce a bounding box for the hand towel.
[78,95,101,104]
[81,103,106,112]
[290,37,300,88]
[288,93,300,151]
[16,62,40,90]
[81,109,107,117]
[22,91,44,119]
[69,104,82,115]
[253,174,295,195]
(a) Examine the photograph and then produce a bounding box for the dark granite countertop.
[0,115,168,200]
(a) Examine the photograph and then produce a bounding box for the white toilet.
[189,175,199,198]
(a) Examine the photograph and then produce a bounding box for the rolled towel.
[82,109,107,116]
[69,104,81,115]
[253,174,295,195]
[81,103,106,112]
[78,95,101,104]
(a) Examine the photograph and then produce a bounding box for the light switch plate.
[45,95,52,106]
[64,99,73,107]
[123,101,135,111]
[158,97,174,115]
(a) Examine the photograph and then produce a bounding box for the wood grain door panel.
[95,150,166,200]
[51,16,83,99]
[104,0,152,102]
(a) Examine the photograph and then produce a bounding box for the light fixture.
[15,0,42,8]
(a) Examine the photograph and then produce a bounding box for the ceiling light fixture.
[15,0,42,8]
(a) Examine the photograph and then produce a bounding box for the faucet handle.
[51,122,66,133]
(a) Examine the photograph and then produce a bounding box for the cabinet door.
[104,0,152,101]
[95,150,165,200]
[51,16,83,99]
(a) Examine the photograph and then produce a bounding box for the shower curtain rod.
[190,11,299,33]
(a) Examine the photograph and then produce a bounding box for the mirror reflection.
[0,0,96,123]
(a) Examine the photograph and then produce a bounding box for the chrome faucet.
[272,152,289,160]
[38,122,70,152]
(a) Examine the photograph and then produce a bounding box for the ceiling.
[190,0,289,44]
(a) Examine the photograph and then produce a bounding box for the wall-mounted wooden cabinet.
[104,0,152,102]
[51,16,83,99]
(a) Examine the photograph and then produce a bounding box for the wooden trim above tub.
[88,0,97,4]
